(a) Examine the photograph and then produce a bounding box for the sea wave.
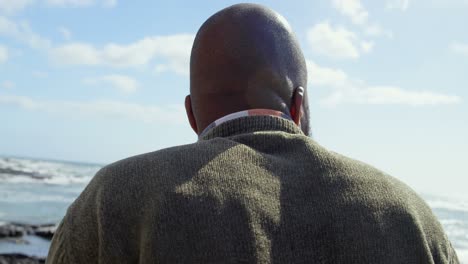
[0,156,467,262]
[457,249,468,264]
[427,199,468,213]
[0,157,99,186]
[0,174,93,185]
[0,189,75,203]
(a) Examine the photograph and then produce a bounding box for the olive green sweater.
[47,116,459,263]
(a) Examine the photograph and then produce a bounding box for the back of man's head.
[187,3,309,135]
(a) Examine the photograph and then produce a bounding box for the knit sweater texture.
[47,115,459,264]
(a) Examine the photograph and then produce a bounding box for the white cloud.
[0,94,186,124]
[45,0,116,8]
[1,0,117,11]
[1,80,15,89]
[0,0,35,14]
[0,16,51,50]
[154,61,189,76]
[1,15,191,75]
[386,0,410,11]
[51,43,99,64]
[332,0,368,25]
[332,0,392,38]
[32,70,48,78]
[306,60,349,87]
[425,0,468,8]
[306,60,462,106]
[102,0,116,8]
[360,40,374,53]
[45,0,94,7]
[321,85,462,106]
[83,74,139,93]
[450,42,468,56]
[363,24,393,38]
[50,34,194,75]
[307,22,372,59]
[0,94,36,108]
[58,26,72,40]
[0,44,8,63]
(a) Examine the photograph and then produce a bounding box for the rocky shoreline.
[0,254,45,264]
[0,223,55,264]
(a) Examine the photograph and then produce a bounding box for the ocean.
[0,156,467,262]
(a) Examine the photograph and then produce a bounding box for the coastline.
[0,156,467,263]
[0,222,55,261]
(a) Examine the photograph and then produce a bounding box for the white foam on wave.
[0,174,92,186]
[426,199,468,213]
[0,175,36,184]
[0,157,99,186]
[443,223,468,238]
[0,190,74,203]
[421,193,468,262]
[441,219,465,225]
[43,175,93,185]
[456,248,468,264]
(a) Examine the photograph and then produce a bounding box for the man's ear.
[290,86,304,126]
[185,95,198,134]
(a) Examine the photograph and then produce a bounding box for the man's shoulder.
[72,141,212,211]
[92,138,234,184]
[315,145,427,206]
[105,142,199,171]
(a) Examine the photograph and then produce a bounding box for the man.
[47,3,459,264]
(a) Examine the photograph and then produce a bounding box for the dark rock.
[34,226,56,240]
[0,225,25,238]
[0,223,56,240]
[0,254,45,264]
[0,223,54,263]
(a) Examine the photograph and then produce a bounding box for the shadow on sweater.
[47,116,457,263]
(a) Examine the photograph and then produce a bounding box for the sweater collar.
[199,109,303,140]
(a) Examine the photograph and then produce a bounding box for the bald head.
[187,3,309,135]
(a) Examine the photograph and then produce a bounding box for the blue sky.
[0,0,467,197]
